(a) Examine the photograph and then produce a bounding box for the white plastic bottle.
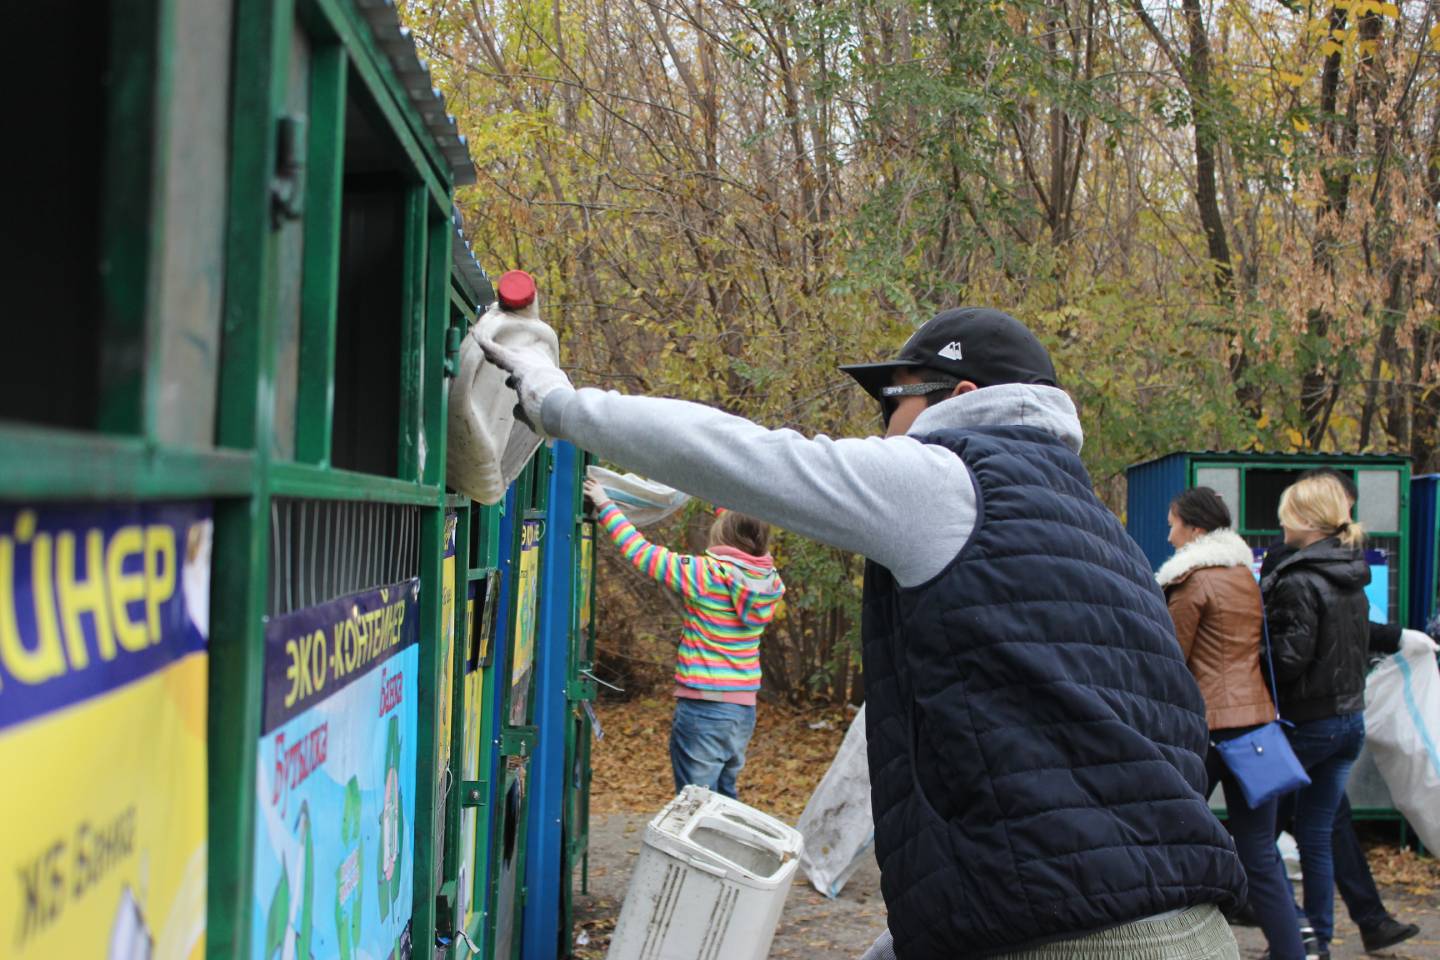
[447,271,560,504]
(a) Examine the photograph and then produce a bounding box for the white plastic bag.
[795,705,874,898]
[1364,631,1440,852]
[585,466,689,526]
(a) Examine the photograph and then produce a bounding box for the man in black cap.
[481,307,1247,959]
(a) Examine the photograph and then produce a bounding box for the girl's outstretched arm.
[590,484,703,597]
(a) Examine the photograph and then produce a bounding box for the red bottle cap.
[496,270,536,310]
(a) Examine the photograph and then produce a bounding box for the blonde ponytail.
[1278,475,1366,549]
[1336,519,1366,549]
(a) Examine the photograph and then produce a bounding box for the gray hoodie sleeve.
[542,387,975,587]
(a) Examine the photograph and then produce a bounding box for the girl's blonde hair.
[708,510,771,556]
[1278,474,1365,549]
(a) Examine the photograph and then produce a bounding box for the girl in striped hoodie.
[585,478,785,799]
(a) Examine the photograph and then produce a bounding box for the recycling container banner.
[432,515,460,891]
[253,578,420,960]
[508,521,542,727]
[459,583,486,929]
[437,515,458,790]
[579,523,594,631]
[0,501,212,960]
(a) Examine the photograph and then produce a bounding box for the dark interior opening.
[502,778,521,862]
[5,7,107,429]
[1243,469,1304,532]
[1243,468,1357,532]
[475,575,498,673]
[330,77,414,475]
[468,506,485,569]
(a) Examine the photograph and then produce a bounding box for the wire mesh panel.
[268,497,421,617]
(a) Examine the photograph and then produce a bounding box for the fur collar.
[1155,528,1254,587]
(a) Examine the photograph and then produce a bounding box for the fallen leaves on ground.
[1366,843,1440,897]
[588,697,852,819]
[571,900,617,960]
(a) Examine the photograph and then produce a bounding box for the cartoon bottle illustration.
[264,802,314,960]
[107,886,153,960]
[335,777,364,959]
[376,714,406,922]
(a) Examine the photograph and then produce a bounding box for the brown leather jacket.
[1156,529,1275,730]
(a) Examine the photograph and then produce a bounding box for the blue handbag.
[1212,607,1311,809]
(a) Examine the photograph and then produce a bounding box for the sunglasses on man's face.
[879,381,958,427]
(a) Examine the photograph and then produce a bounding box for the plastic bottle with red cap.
[496,270,536,310]
[446,267,557,503]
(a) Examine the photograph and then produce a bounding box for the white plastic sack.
[586,466,689,526]
[795,705,873,898]
[1364,631,1440,852]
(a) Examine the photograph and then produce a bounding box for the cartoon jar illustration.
[335,777,363,959]
[376,714,406,921]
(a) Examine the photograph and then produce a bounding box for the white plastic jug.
[447,273,559,504]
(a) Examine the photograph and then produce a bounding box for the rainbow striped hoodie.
[597,502,785,704]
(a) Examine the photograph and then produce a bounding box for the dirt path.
[574,812,1440,959]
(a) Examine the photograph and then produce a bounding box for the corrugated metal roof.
[1127,449,1410,471]
[356,0,477,187]
[451,206,493,306]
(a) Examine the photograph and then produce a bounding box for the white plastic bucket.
[446,303,558,504]
[607,786,803,960]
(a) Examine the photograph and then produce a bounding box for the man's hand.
[477,334,573,436]
[583,477,611,509]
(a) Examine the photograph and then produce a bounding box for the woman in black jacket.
[1260,474,1370,959]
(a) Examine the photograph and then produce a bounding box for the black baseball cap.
[840,307,1058,400]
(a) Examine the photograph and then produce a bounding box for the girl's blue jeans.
[1285,711,1366,948]
[669,697,756,800]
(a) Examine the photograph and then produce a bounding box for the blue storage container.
[1411,475,1439,631]
[1126,451,1412,624]
[1126,450,1415,825]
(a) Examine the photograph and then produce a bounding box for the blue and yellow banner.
[0,501,211,959]
[253,579,420,960]
[507,521,542,727]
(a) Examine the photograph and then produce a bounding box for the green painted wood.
[423,214,453,489]
[295,44,348,465]
[412,504,447,955]
[398,187,429,482]
[97,0,167,436]
[207,2,295,956]
[485,462,535,958]
[269,460,442,504]
[309,0,454,209]
[216,0,292,455]
[466,598,502,950]
[439,499,472,936]
[0,426,255,500]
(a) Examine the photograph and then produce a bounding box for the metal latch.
[444,325,463,377]
[271,113,306,227]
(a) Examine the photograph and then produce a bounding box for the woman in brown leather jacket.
[1158,487,1306,960]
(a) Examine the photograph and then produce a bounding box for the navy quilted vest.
[863,425,1245,959]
